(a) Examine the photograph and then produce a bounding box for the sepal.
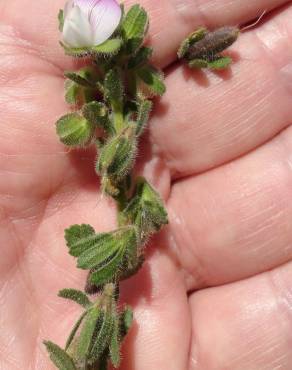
[60,38,123,58]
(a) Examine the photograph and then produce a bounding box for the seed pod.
[185,26,239,61]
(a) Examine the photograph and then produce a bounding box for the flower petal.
[63,5,94,47]
[90,0,122,46]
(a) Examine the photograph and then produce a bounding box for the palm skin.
[1,0,292,369]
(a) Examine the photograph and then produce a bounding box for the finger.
[189,262,292,369]
[0,0,288,69]
[119,244,190,370]
[168,125,292,291]
[151,3,292,178]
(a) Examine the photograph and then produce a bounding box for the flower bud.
[96,132,137,180]
[62,0,122,48]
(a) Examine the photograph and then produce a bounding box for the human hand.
[1,0,292,369]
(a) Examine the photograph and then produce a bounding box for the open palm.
[1,0,292,369]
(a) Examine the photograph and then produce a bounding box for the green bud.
[122,177,168,241]
[96,131,137,180]
[56,113,95,147]
[82,102,114,135]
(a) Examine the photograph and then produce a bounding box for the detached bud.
[56,113,95,147]
[178,26,239,70]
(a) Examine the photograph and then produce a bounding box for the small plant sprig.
[45,2,168,369]
[178,26,239,69]
[45,1,239,369]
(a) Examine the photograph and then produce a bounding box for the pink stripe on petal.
[91,0,122,45]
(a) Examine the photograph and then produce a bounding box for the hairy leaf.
[122,177,168,240]
[207,56,232,69]
[44,341,77,370]
[58,289,91,308]
[136,99,152,136]
[122,5,148,41]
[96,134,137,179]
[109,315,121,367]
[89,228,138,286]
[77,305,101,359]
[65,311,87,351]
[56,113,95,147]
[136,66,166,96]
[104,69,124,112]
[120,306,134,337]
[128,46,153,69]
[65,224,96,257]
[89,310,114,362]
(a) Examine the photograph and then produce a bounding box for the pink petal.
[74,0,122,45]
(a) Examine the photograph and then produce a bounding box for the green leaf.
[136,99,152,136]
[109,315,121,368]
[77,234,119,270]
[90,227,138,286]
[177,27,207,59]
[188,59,208,69]
[77,305,101,359]
[207,56,232,69]
[65,224,96,257]
[65,311,87,351]
[56,113,95,147]
[60,38,123,57]
[89,310,114,362]
[44,341,77,370]
[104,69,124,112]
[122,5,148,41]
[82,102,114,135]
[120,306,133,337]
[96,133,137,180]
[58,9,64,32]
[122,177,168,240]
[128,47,153,69]
[136,66,166,96]
[64,72,94,88]
[58,289,91,308]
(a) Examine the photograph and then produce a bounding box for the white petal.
[63,0,74,19]
[62,5,94,47]
[90,0,122,45]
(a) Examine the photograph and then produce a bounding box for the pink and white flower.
[63,0,122,48]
